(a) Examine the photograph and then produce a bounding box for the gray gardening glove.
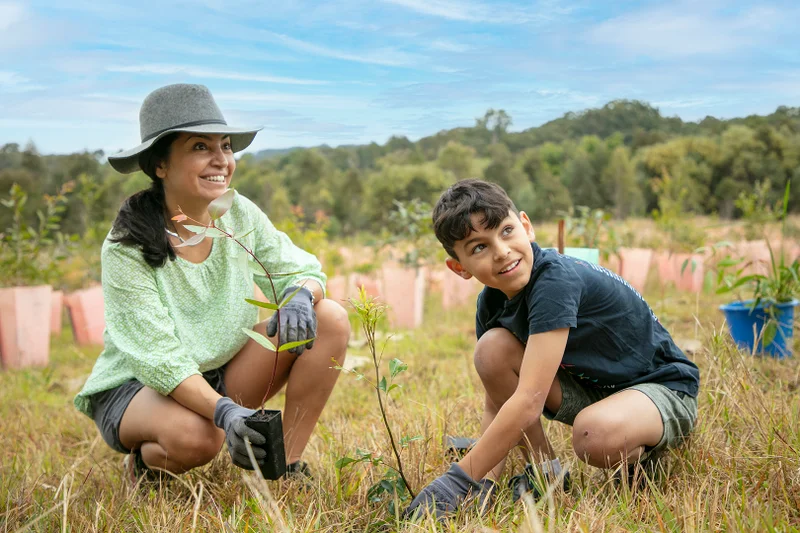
[469,478,498,515]
[266,286,316,355]
[403,463,482,521]
[213,397,267,470]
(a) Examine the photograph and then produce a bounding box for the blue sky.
[1,0,799,155]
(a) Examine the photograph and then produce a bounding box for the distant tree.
[601,146,643,218]
[436,141,475,180]
[483,143,514,190]
[477,109,513,144]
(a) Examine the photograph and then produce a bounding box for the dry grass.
[2,284,799,532]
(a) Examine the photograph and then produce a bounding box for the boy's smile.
[446,210,536,299]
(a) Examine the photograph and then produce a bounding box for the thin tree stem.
[365,323,416,499]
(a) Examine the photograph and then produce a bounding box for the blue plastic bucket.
[719,299,798,358]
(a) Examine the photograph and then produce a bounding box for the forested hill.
[2,100,799,242]
[253,100,800,164]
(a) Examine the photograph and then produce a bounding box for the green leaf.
[717,258,741,268]
[179,225,227,238]
[277,338,316,352]
[248,261,266,276]
[762,320,778,348]
[237,227,255,240]
[241,328,276,352]
[244,298,279,310]
[174,232,206,248]
[204,227,228,238]
[238,249,250,285]
[271,270,305,277]
[387,383,401,393]
[335,456,357,469]
[378,376,387,392]
[400,435,422,447]
[183,224,209,234]
[389,358,408,378]
[278,285,304,308]
[208,189,235,220]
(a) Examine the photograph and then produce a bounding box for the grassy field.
[2,282,799,532]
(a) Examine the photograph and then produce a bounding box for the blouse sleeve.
[101,241,201,395]
[240,195,327,301]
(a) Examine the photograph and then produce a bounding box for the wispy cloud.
[380,0,568,24]
[0,1,53,51]
[430,39,471,53]
[589,3,786,58]
[0,1,24,31]
[106,64,328,85]
[260,30,423,67]
[213,92,369,110]
[0,71,44,93]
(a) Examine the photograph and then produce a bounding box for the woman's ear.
[446,257,472,280]
[519,211,536,241]
[155,161,168,180]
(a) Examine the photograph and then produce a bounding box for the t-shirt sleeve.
[475,291,488,340]
[241,195,327,301]
[101,242,200,395]
[526,261,583,335]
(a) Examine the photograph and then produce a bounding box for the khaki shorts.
[543,370,698,458]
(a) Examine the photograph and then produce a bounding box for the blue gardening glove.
[266,286,316,355]
[403,463,482,521]
[213,397,267,470]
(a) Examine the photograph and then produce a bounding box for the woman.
[74,83,350,482]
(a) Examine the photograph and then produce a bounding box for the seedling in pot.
[171,188,314,479]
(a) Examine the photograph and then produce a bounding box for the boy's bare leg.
[572,389,663,468]
[474,328,563,481]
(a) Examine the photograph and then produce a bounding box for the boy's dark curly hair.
[432,179,519,259]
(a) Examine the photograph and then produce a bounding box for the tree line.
[2,100,799,242]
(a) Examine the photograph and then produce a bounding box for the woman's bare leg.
[119,388,224,474]
[224,299,350,463]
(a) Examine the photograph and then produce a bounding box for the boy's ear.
[519,211,536,241]
[445,257,472,280]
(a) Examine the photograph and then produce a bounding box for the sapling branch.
[171,192,312,411]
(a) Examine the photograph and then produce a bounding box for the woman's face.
[156,132,236,208]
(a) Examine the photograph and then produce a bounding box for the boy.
[404,179,699,519]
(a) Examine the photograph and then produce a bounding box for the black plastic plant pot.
[244,409,286,480]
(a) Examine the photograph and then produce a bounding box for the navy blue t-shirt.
[476,243,700,397]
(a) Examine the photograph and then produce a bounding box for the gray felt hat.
[107,83,261,174]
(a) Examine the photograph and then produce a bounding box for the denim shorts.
[88,367,227,454]
[543,370,698,458]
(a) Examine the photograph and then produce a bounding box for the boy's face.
[446,210,536,299]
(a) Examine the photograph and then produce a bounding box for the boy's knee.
[473,328,522,379]
[572,411,633,467]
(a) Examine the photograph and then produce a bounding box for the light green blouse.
[74,192,326,417]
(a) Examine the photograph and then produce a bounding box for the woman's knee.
[161,414,224,467]
[572,411,633,467]
[473,328,522,381]
[315,299,350,361]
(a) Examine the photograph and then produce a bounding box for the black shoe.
[122,450,163,487]
[284,460,315,489]
[508,463,571,502]
[613,457,660,490]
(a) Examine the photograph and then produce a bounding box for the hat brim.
[107,124,262,174]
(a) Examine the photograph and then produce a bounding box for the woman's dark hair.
[432,178,519,260]
[109,132,180,268]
